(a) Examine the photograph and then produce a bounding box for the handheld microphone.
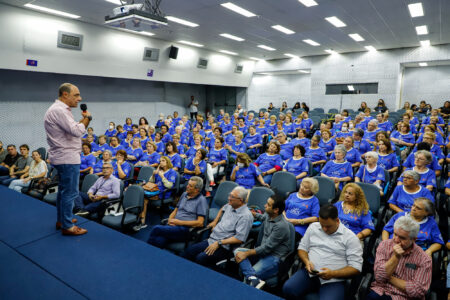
[80,104,87,112]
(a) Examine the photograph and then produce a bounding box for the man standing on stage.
[44,83,91,235]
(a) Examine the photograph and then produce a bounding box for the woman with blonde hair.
[230,153,267,189]
[333,183,374,241]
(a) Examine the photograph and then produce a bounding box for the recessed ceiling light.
[272,25,295,35]
[347,85,355,91]
[284,53,299,58]
[325,49,337,55]
[221,2,256,17]
[24,3,80,19]
[408,3,424,18]
[258,45,276,51]
[219,33,245,42]
[415,25,428,35]
[249,57,263,61]
[349,33,365,41]
[420,40,430,46]
[298,0,318,7]
[178,40,204,47]
[139,31,155,36]
[303,39,320,46]
[105,0,123,5]
[325,16,346,28]
[365,45,376,51]
[298,70,310,73]
[166,16,199,27]
[220,50,238,56]
[418,62,428,67]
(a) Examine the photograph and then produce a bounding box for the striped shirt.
[371,239,432,300]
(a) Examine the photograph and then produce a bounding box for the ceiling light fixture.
[221,2,256,17]
[325,49,337,55]
[272,25,295,35]
[325,16,346,28]
[418,62,428,67]
[178,40,204,47]
[219,33,245,41]
[284,53,299,58]
[298,70,310,73]
[408,3,424,18]
[139,31,155,36]
[166,16,199,27]
[349,33,365,41]
[420,40,430,46]
[303,39,320,46]
[415,25,428,35]
[365,45,376,51]
[24,3,80,19]
[258,45,276,51]
[220,50,238,55]
[298,0,318,7]
[347,85,355,91]
[249,57,262,61]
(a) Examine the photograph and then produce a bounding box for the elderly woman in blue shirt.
[355,151,386,195]
[254,141,283,184]
[398,150,436,193]
[231,153,267,189]
[283,145,309,188]
[321,144,353,190]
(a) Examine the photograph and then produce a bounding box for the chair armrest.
[161,218,169,225]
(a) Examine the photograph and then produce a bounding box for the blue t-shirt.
[207,148,228,163]
[104,129,117,137]
[403,152,442,171]
[383,212,444,250]
[183,157,206,180]
[388,185,434,212]
[377,152,399,170]
[283,123,296,135]
[336,131,353,139]
[80,153,96,170]
[154,169,177,199]
[266,123,277,135]
[284,193,320,235]
[123,124,133,132]
[154,141,165,154]
[321,160,353,189]
[224,134,236,146]
[93,160,117,174]
[396,133,415,145]
[255,153,283,173]
[221,122,233,133]
[398,168,436,189]
[354,139,372,156]
[232,164,261,189]
[114,161,131,179]
[167,153,182,169]
[140,151,160,166]
[116,131,127,141]
[255,126,268,136]
[238,125,248,134]
[185,146,206,159]
[109,145,125,156]
[229,142,247,159]
[334,201,375,235]
[284,157,309,182]
[291,138,310,149]
[243,133,263,148]
[126,147,143,163]
[319,138,337,154]
[120,139,132,149]
[301,118,314,132]
[378,121,393,132]
[356,165,385,187]
[330,148,362,165]
[305,147,327,172]
[280,142,294,161]
[161,133,172,144]
[95,143,111,153]
[364,129,381,143]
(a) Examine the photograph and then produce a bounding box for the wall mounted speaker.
[169,46,179,59]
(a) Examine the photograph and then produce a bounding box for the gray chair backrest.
[248,187,275,211]
[123,185,144,214]
[81,174,99,193]
[313,176,336,205]
[137,166,154,182]
[355,182,380,215]
[213,181,238,207]
[271,171,297,197]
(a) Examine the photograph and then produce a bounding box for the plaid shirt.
[371,239,432,300]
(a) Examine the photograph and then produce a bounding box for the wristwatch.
[218,240,223,247]
[85,116,92,121]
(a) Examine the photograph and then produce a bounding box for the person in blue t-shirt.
[330,136,362,168]
[334,183,374,241]
[403,142,442,177]
[300,111,314,133]
[93,135,111,158]
[321,144,353,190]
[231,153,267,189]
[120,131,134,149]
[291,129,310,150]
[352,129,372,157]
[277,132,294,161]
[319,130,337,156]
[382,198,443,256]
[185,134,206,159]
[283,177,320,242]
[254,141,283,184]
[206,137,228,188]
[283,115,296,138]
[255,119,268,138]
[398,150,436,193]
[136,142,160,168]
[153,132,166,155]
[104,121,117,137]
[305,135,327,175]
[126,138,144,164]
[183,149,207,181]
[225,131,247,161]
[138,128,150,149]
[116,125,127,141]
[123,117,134,132]
[355,151,386,195]
[149,156,177,202]
[165,141,182,172]
[363,120,382,148]
[243,126,263,159]
[93,150,117,175]
[376,138,400,174]
[80,143,96,178]
[109,136,125,158]
[206,127,223,150]
[82,127,97,141]
[388,170,434,213]
[114,150,132,180]
[390,122,415,161]
[283,145,309,187]
[172,134,187,159]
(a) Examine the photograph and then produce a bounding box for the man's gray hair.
[393,216,420,239]
[233,186,249,202]
[58,83,72,97]
[334,144,347,156]
[365,151,379,160]
[402,170,420,181]
[103,162,113,168]
[189,176,204,191]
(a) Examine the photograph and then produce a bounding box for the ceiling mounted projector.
[105,1,168,31]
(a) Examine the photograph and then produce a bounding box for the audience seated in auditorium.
[147,176,207,249]
[330,136,362,168]
[224,131,246,162]
[183,149,207,182]
[0,144,19,176]
[234,194,291,289]
[92,135,111,157]
[80,143,96,177]
[368,216,432,300]
[355,151,386,195]
[231,153,267,189]
[183,186,253,268]
[254,141,283,184]
[75,162,120,217]
[374,99,388,113]
[126,137,144,163]
[165,141,182,172]
[283,145,309,187]
[8,150,47,193]
[109,136,124,158]
[0,144,32,186]
[205,136,227,189]
[397,150,436,193]
[283,204,362,300]
[93,150,116,176]
[104,122,117,137]
[321,144,353,190]
[114,150,131,180]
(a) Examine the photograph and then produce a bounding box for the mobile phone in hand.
[310,269,319,275]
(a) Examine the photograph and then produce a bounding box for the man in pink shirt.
[44,83,91,235]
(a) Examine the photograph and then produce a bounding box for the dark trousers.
[183,240,233,269]
[190,112,198,120]
[74,191,103,213]
[366,290,392,300]
[147,225,190,249]
[283,268,345,300]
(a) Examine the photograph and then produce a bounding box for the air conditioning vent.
[143,47,159,61]
[197,58,208,69]
[235,64,243,73]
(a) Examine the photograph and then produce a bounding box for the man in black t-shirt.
[0,144,19,176]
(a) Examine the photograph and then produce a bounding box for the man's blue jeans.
[147,225,190,249]
[53,164,80,230]
[234,248,280,280]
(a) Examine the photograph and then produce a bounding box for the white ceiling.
[3,0,449,60]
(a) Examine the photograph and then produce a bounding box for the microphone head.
[80,104,87,111]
